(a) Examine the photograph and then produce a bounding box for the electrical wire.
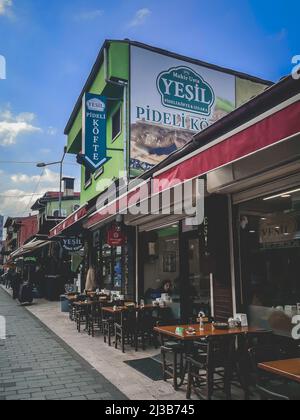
[0,161,78,166]
[24,169,45,213]
[0,193,43,198]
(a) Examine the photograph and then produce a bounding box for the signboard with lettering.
[260,214,300,245]
[82,93,110,172]
[62,237,83,253]
[107,224,126,247]
[130,46,236,176]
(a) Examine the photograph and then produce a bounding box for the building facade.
[51,39,271,319]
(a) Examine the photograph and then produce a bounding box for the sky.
[0,0,299,221]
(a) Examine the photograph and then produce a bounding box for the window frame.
[111,106,122,143]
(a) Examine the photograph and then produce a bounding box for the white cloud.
[0,188,47,217]
[0,0,12,16]
[73,9,103,21]
[10,168,60,187]
[0,167,80,217]
[0,108,41,146]
[0,169,61,216]
[128,8,151,28]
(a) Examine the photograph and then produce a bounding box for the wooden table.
[154,323,266,396]
[102,306,127,314]
[259,359,300,384]
[154,323,264,341]
[102,304,168,314]
[73,301,94,307]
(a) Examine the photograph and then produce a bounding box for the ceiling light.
[263,188,300,201]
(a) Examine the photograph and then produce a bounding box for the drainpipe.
[104,46,129,185]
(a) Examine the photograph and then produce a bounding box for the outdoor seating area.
[64,291,300,401]
[66,291,167,353]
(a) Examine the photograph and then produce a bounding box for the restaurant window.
[52,209,67,218]
[182,228,212,321]
[236,187,300,336]
[112,107,121,142]
[142,224,180,319]
[93,225,129,296]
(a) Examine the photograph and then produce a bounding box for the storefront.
[55,38,299,333]
[234,187,300,337]
[89,221,136,299]
[204,75,300,339]
[61,39,270,304]
[125,74,300,334]
[135,193,233,323]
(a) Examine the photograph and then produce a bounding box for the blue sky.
[0,0,299,218]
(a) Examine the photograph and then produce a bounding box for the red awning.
[152,99,300,192]
[49,205,87,238]
[85,97,300,230]
[85,186,149,229]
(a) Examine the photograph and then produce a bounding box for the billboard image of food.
[130,46,236,177]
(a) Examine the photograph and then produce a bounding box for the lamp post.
[37,147,67,218]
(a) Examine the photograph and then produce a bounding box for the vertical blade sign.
[82,93,110,172]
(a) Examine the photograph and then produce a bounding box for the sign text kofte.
[82,93,110,172]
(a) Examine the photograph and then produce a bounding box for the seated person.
[145,279,173,301]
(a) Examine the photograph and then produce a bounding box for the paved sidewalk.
[0,287,127,401]
[0,286,252,401]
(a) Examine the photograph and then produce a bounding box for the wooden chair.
[115,308,137,353]
[102,306,115,347]
[75,304,89,334]
[161,342,185,390]
[157,320,186,390]
[186,335,236,400]
[87,302,102,337]
[136,308,157,350]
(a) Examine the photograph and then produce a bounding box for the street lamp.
[36,147,67,218]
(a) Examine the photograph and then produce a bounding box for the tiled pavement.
[0,286,254,401]
[0,287,127,401]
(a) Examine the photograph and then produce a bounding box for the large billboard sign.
[130,46,236,176]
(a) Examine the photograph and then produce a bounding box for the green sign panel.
[157,66,215,116]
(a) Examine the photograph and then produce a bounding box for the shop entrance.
[180,225,212,323]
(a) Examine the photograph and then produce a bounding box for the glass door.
[180,230,212,322]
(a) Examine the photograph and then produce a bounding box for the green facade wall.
[236,77,269,107]
[66,41,129,205]
[66,40,270,207]
[46,198,80,217]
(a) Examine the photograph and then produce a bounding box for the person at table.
[145,279,173,301]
